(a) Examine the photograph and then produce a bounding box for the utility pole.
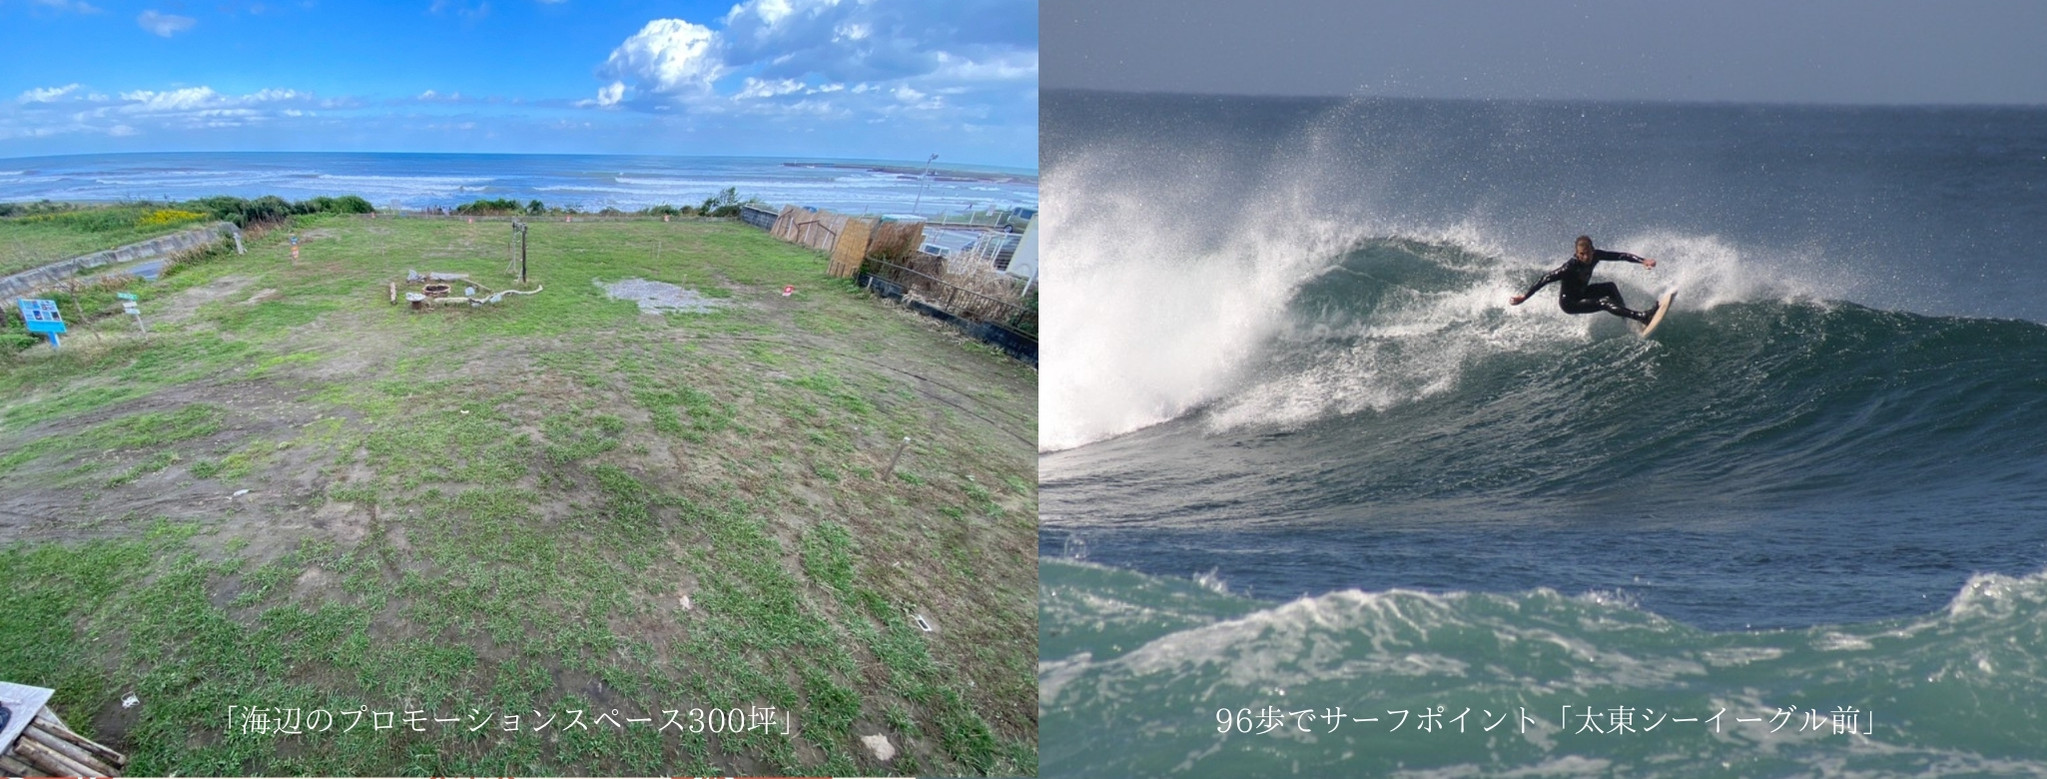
[911,153,938,214]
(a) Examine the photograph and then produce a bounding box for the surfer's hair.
[1575,235,1594,249]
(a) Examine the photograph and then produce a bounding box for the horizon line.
[1041,86,2047,111]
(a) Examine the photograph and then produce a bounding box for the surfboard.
[1637,290,1678,337]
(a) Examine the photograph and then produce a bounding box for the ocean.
[0,151,1038,217]
[1040,90,2047,775]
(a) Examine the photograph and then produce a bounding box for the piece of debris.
[912,614,934,632]
[680,594,693,611]
[231,489,250,499]
[120,695,139,709]
[407,270,471,283]
[862,734,896,763]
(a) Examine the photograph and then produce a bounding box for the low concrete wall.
[0,221,239,299]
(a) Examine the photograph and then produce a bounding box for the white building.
[1005,216,1037,283]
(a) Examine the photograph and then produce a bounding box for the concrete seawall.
[1,221,239,299]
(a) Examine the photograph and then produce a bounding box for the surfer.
[1509,235,1659,324]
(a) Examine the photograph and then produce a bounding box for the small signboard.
[116,293,147,333]
[17,298,65,348]
[17,299,65,334]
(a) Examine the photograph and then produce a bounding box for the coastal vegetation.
[0,212,1036,776]
[0,197,376,277]
[447,187,761,219]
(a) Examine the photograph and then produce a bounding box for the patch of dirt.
[0,377,334,566]
[596,277,725,313]
[153,273,256,325]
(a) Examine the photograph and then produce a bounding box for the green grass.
[0,204,216,276]
[0,215,1036,776]
[0,403,222,475]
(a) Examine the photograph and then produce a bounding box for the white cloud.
[120,86,221,112]
[725,0,803,30]
[1,84,324,139]
[929,50,1037,83]
[736,77,807,99]
[602,19,725,95]
[833,22,869,42]
[137,10,197,37]
[586,0,1035,142]
[18,84,84,104]
[120,86,223,112]
[576,80,627,108]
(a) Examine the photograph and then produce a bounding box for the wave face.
[1041,558,2047,777]
[1042,92,2047,453]
[1040,243,2047,628]
[1058,234,2047,510]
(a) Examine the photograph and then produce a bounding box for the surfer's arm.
[1511,265,1568,304]
[1597,249,1658,269]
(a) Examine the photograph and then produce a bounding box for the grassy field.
[0,214,1037,776]
[0,204,222,277]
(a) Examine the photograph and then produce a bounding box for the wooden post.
[22,726,117,777]
[67,279,101,345]
[36,708,128,770]
[883,436,911,481]
[10,737,98,779]
[0,755,37,777]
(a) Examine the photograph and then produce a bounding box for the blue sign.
[17,299,65,335]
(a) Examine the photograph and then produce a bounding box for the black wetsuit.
[1521,249,1653,323]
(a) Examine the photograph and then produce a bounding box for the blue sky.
[1,0,1038,168]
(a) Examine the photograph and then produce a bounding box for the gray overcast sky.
[1043,0,2047,104]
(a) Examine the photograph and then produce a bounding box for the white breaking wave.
[1042,99,1845,450]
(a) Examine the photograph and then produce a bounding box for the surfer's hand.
[1509,294,1527,306]
[1642,258,1658,269]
